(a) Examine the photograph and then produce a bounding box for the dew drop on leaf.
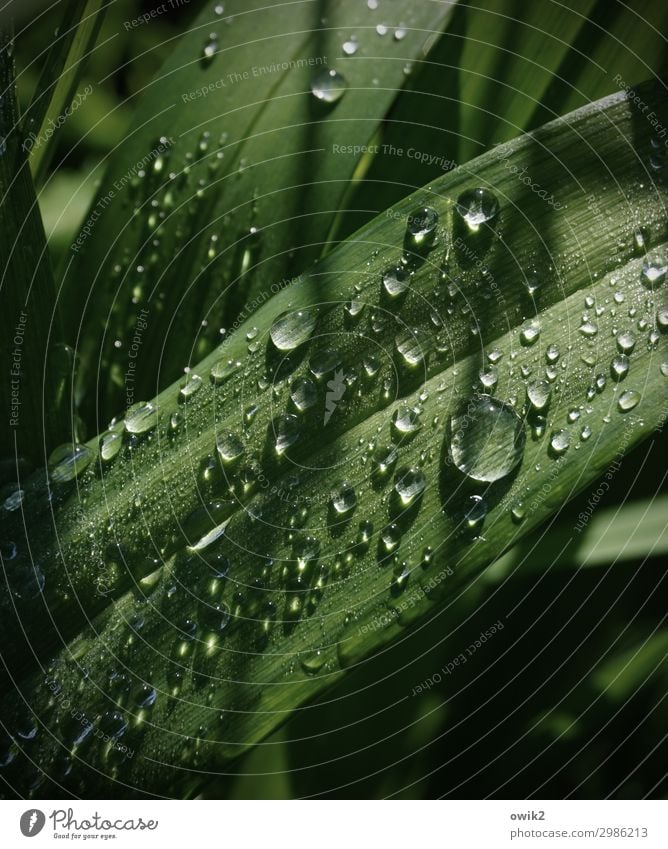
[48,443,93,483]
[448,395,525,483]
[617,389,641,412]
[311,68,347,104]
[269,308,317,352]
[455,187,499,232]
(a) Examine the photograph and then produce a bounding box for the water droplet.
[545,344,560,363]
[342,36,358,55]
[363,355,380,377]
[201,32,218,66]
[610,354,630,381]
[48,443,93,483]
[344,299,365,318]
[394,467,426,505]
[617,389,640,412]
[290,377,317,412]
[330,482,357,515]
[580,424,592,441]
[134,684,157,708]
[520,321,540,346]
[270,308,317,352]
[455,187,499,232]
[657,306,668,329]
[300,649,326,675]
[311,68,347,104]
[510,501,526,523]
[394,25,407,40]
[382,265,410,298]
[179,373,203,401]
[549,429,570,456]
[465,494,487,533]
[522,272,542,297]
[616,331,636,354]
[100,430,122,462]
[381,523,401,552]
[273,414,301,454]
[309,348,342,378]
[395,327,429,366]
[406,206,438,247]
[210,358,242,384]
[372,443,398,479]
[479,366,498,391]
[216,432,244,463]
[579,319,598,337]
[448,395,525,483]
[527,380,551,412]
[125,401,159,434]
[641,254,667,287]
[392,405,421,436]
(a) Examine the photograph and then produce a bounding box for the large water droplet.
[448,395,525,483]
[179,373,203,401]
[270,308,317,352]
[526,380,551,412]
[290,377,317,412]
[210,358,242,385]
[641,254,667,287]
[311,68,347,104]
[549,429,570,456]
[406,206,438,247]
[382,265,410,298]
[610,354,630,381]
[216,432,244,464]
[309,348,342,378]
[274,414,301,454]
[125,402,159,434]
[99,430,122,462]
[330,482,357,515]
[395,327,429,366]
[48,443,93,483]
[455,187,499,232]
[392,404,421,436]
[394,467,426,505]
[617,389,641,412]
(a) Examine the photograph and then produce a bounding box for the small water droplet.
[342,36,358,55]
[311,68,347,104]
[201,32,218,66]
[465,494,487,533]
[309,348,342,379]
[579,319,598,337]
[300,649,326,675]
[210,358,241,385]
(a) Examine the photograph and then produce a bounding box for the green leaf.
[24,0,110,187]
[1,80,666,796]
[0,35,69,467]
[60,0,460,427]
